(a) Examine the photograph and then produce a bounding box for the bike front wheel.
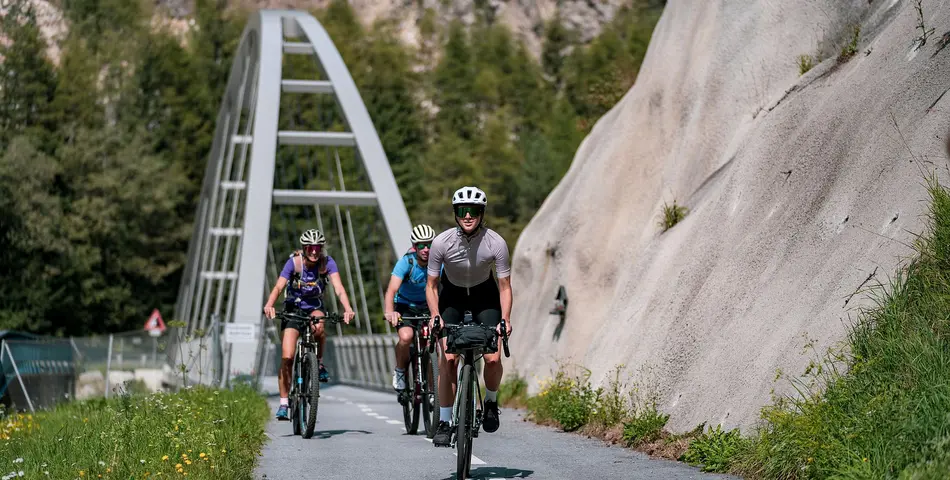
[402,359,420,434]
[456,364,475,480]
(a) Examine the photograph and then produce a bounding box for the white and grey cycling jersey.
[427,227,510,288]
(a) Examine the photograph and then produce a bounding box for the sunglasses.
[454,205,484,218]
[415,242,431,250]
[303,245,322,255]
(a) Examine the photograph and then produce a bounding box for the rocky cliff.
[509,0,950,432]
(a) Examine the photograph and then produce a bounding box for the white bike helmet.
[452,186,487,206]
[299,228,326,246]
[410,224,436,243]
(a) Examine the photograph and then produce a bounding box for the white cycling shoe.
[393,370,406,390]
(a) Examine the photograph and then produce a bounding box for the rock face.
[509,0,950,432]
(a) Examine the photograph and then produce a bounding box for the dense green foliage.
[0,0,663,335]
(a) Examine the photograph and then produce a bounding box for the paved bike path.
[255,383,738,479]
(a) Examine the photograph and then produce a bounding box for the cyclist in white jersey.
[425,186,513,447]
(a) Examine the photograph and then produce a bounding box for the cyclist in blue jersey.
[384,224,439,390]
[263,228,356,421]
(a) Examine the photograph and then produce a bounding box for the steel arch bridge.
[172,9,413,383]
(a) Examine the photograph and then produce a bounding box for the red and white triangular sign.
[145,309,167,334]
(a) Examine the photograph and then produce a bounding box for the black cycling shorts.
[395,302,428,330]
[279,304,328,333]
[438,273,501,329]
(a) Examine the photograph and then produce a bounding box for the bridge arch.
[174,10,413,381]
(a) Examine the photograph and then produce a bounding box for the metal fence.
[0,329,177,413]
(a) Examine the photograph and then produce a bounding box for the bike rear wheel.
[302,351,320,438]
[422,349,440,438]
[456,364,474,480]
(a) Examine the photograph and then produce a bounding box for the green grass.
[522,363,697,460]
[497,374,529,409]
[797,54,815,75]
[660,200,688,232]
[0,384,269,479]
[838,25,861,63]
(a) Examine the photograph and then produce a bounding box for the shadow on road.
[279,429,373,439]
[443,466,535,479]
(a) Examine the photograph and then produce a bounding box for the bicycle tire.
[403,359,420,434]
[291,359,301,436]
[456,364,474,480]
[303,351,319,438]
[423,349,440,438]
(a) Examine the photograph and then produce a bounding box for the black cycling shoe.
[482,400,500,433]
[433,421,452,447]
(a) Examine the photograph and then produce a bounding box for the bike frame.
[401,315,432,404]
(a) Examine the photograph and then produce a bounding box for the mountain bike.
[390,312,441,437]
[431,315,511,480]
[277,309,345,439]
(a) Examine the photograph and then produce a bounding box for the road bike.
[390,312,441,437]
[277,309,345,439]
[431,315,511,480]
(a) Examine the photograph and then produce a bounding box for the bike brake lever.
[501,320,510,358]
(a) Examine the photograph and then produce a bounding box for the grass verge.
[0,384,269,479]
[507,176,950,478]
[501,363,705,463]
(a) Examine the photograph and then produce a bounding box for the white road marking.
[361,408,373,412]
[357,404,369,408]
[376,416,389,420]
[453,452,486,465]
[336,397,348,402]
[386,420,403,424]
[345,401,354,405]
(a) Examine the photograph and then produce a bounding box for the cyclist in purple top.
[263,228,356,421]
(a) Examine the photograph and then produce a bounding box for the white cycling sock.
[485,389,497,402]
[440,406,452,423]
[395,367,405,373]
[279,397,289,406]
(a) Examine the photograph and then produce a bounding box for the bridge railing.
[322,334,399,391]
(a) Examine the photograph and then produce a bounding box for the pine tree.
[541,13,573,89]
[51,34,103,139]
[0,3,58,148]
[433,21,475,140]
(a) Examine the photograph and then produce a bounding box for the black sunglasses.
[454,205,484,218]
